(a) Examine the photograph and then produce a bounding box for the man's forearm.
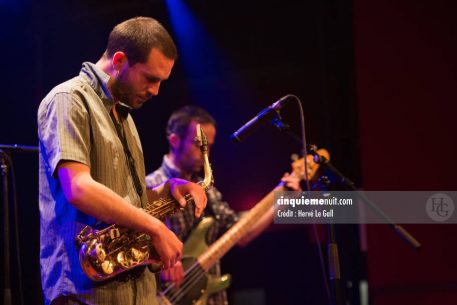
[58,163,163,237]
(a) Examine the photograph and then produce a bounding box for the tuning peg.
[290,153,299,161]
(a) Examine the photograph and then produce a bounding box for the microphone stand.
[272,116,343,305]
[271,118,421,305]
[272,118,421,249]
[0,144,37,305]
[306,145,421,250]
[1,148,12,305]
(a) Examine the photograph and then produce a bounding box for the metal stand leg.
[1,150,12,305]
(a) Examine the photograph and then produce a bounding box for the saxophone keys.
[109,228,121,239]
[101,260,114,275]
[117,251,128,268]
[130,248,141,261]
[95,243,106,262]
[130,247,148,262]
[75,226,91,244]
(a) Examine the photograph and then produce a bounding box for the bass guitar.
[157,149,330,305]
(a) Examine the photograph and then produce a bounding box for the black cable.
[1,151,24,305]
[8,152,24,305]
[1,150,12,305]
[287,94,332,304]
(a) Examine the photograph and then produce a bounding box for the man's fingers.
[169,178,207,217]
[170,261,185,288]
[192,190,207,218]
[158,241,182,271]
[161,269,171,282]
[177,264,184,281]
[163,260,171,270]
[282,172,290,179]
[176,267,184,288]
[195,207,202,218]
[174,188,187,207]
[169,178,186,207]
[280,172,302,191]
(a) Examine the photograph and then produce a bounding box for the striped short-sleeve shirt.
[38,62,157,305]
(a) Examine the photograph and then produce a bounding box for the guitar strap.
[109,105,144,205]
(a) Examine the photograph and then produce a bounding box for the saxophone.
[75,124,214,282]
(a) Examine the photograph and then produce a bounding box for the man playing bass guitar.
[146,106,303,305]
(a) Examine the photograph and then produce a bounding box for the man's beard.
[176,144,203,176]
[110,71,136,108]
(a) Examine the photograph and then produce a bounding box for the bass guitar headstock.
[291,148,330,182]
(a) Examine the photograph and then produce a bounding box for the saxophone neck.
[198,154,214,191]
[194,124,214,191]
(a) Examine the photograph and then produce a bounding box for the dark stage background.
[0,0,456,305]
[355,1,457,304]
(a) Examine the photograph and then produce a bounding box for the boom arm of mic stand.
[276,123,421,250]
[313,154,421,250]
[275,123,422,250]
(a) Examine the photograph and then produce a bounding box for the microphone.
[230,95,289,143]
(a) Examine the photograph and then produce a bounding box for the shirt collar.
[162,155,183,179]
[162,155,202,183]
[80,62,117,113]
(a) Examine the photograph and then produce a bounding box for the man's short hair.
[167,106,216,140]
[106,16,178,66]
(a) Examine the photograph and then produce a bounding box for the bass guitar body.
[157,217,230,305]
